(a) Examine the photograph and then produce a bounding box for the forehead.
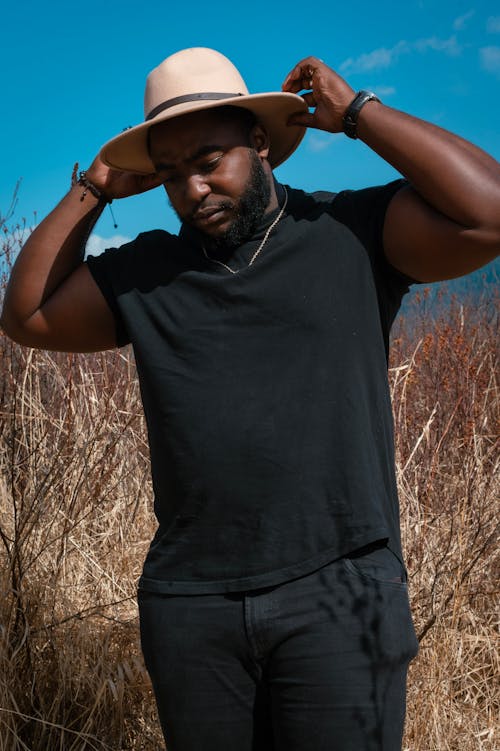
[148,108,248,164]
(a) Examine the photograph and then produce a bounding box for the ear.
[250,123,270,159]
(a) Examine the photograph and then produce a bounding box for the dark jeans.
[138,545,419,750]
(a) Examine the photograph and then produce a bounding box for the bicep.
[20,264,120,352]
[383,185,497,283]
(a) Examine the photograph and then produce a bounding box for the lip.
[193,207,228,225]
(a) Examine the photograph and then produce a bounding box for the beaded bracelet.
[70,163,117,227]
[71,163,110,203]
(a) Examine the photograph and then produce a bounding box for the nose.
[184,173,211,203]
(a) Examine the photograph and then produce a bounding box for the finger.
[284,81,307,94]
[287,111,316,128]
[301,92,317,108]
[282,57,324,91]
[282,63,303,91]
[282,72,315,94]
[282,73,307,94]
[283,72,315,93]
[283,56,322,82]
[282,62,312,91]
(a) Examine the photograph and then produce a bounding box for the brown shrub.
[391,286,499,750]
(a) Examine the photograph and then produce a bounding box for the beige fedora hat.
[100,47,308,174]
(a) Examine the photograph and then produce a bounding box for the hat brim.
[99,92,308,174]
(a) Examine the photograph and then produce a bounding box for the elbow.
[0,305,15,340]
[465,175,500,247]
[1,311,24,345]
[475,222,500,264]
[490,223,500,251]
[465,200,500,264]
[1,306,35,348]
[479,186,500,246]
[458,227,500,278]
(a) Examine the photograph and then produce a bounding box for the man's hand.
[85,154,164,201]
[282,57,355,132]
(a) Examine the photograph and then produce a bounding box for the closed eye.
[158,150,224,185]
[199,154,223,173]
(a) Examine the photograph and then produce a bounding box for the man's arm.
[283,57,500,282]
[0,158,162,352]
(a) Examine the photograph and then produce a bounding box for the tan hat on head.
[99,47,308,174]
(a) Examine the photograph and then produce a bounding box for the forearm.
[1,185,104,332]
[357,101,500,232]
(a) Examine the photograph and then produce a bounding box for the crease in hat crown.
[144,47,248,121]
[99,46,308,174]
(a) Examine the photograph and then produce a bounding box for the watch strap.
[342,90,381,139]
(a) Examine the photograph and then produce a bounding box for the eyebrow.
[155,144,223,172]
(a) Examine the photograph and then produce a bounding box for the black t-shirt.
[86,180,413,593]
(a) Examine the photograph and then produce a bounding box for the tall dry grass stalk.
[0,219,498,749]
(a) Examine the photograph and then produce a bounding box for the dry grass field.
[0,220,498,749]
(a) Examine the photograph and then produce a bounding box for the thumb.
[288,112,315,128]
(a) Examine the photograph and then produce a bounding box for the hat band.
[146,92,243,121]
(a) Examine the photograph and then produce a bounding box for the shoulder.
[287,180,413,286]
[284,186,337,222]
[284,180,406,227]
[85,229,183,290]
[86,229,178,261]
[86,229,180,266]
[329,179,406,226]
[321,180,408,262]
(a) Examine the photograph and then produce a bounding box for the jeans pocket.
[341,546,419,663]
[343,544,407,588]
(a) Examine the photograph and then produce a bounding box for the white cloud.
[340,41,409,74]
[453,10,475,31]
[306,133,343,154]
[340,36,462,75]
[372,85,396,97]
[413,35,462,56]
[85,233,132,257]
[486,16,500,33]
[480,46,500,76]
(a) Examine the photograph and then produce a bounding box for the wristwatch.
[342,90,381,139]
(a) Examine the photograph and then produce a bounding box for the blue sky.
[1,0,500,270]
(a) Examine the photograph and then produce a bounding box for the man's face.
[149,109,273,247]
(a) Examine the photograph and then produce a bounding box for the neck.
[265,171,280,214]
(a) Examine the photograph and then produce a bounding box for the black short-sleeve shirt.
[86,180,413,593]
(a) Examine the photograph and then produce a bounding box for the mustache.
[189,200,235,221]
[168,197,236,224]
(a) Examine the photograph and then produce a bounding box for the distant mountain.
[400,257,499,315]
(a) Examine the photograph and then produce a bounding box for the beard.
[174,150,271,252]
[211,151,271,250]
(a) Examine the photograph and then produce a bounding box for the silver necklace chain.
[202,187,288,274]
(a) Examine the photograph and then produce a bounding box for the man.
[1,47,499,750]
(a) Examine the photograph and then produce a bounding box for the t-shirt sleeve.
[329,179,416,336]
[85,239,138,348]
[85,229,182,348]
[330,179,413,282]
